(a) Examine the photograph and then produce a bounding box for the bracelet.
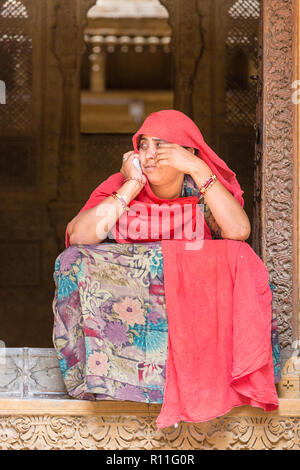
[199,174,217,195]
[124,177,144,186]
[200,174,217,195]
[111,191,129,211]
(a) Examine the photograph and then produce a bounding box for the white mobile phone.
[133,156,142,173]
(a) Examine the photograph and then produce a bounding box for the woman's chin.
[146,173,162,184]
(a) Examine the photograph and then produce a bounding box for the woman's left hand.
[155,143,199,175]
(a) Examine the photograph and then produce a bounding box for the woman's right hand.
[69,151,147,246]
[120,151,147,188]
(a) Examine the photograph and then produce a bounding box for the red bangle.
[199,174,217,195]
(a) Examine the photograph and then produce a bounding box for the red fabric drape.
[156,239,279,429]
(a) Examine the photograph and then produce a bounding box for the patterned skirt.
[52,242,281,404]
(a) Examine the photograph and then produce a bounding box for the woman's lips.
[145,166,157,171]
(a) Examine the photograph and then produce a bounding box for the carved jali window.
[225,0,260,127]
[0,0,34,186]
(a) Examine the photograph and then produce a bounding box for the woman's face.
[137,134,187,185]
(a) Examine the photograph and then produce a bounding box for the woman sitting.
[52,110,280,430]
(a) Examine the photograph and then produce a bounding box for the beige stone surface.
[0,398,299,450]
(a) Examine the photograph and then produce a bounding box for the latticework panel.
[0,0,32,136]
[225,0,260,127]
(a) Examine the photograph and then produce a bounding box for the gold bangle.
[124,177,144,186]
[111,191,129,211]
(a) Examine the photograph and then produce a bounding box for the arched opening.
[80,0,173,134]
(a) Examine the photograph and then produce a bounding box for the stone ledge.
[0,397,299,417]
[1,349,300,449]
[0,399,299,449]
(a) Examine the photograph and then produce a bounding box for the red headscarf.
[65,110,244,247]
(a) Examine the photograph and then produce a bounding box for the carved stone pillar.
[260,0,299,393]
[51,0,95,200]
[160,0,203,118]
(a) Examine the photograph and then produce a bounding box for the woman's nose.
[145,146,156,159]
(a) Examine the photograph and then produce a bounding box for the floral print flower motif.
[105,321,128,347]
[148,311,160,325]
[149,250,163,279]
[113,297,145,327]
[74,336,86,363]
[87,351,109,376]
[147,388,163,403]
[55,248,85,300]
[115,384,146,401]
[59,247,80,272]
[54,257,61,273]
[57,275,78,300]
[134,318,167,353]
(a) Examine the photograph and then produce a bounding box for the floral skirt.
[52,242,281,404]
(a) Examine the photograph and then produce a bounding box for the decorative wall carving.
[261,0,297,370]
[0,414,299,450]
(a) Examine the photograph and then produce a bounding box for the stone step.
[0,349,299,449]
